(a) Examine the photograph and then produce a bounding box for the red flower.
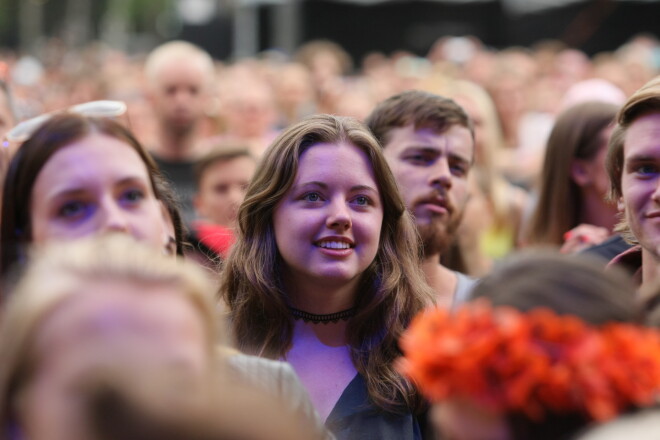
[398,299,660,422]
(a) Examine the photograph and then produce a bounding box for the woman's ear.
[570,159,591,187]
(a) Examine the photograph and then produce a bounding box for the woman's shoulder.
[226,353,298,394]
[225,353,335,440]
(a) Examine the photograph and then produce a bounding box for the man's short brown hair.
[193,146,255,189]
[365,90,474,147]
[606,76,660,201]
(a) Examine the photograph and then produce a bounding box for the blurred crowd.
[2,34,657,157]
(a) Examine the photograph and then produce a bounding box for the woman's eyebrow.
[350,184,378,193]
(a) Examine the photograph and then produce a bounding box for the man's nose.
[429,158,452,190]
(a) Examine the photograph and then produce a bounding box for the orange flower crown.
[397,300,660,422]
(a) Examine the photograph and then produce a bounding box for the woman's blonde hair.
[0,235,221,439]
[421,78,512,228]
[220,114,435,413]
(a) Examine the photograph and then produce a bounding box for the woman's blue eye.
[121,189,145,204]
[637,164,658,175]
[58,201,87,219]
[303,192,321,202]
[355,196,369,206]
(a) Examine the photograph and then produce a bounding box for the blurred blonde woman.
[422,78,528,275]
[0,235,329,440]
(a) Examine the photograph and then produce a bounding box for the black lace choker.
[289,306,356,324]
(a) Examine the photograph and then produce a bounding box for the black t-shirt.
[151,153,197,225]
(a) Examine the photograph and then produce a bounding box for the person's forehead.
[624,112,660,158]
[40,134,148,175]
[385,123,474,154]
[153,58,211,85]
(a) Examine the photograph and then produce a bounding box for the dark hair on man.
[365,90,474,147]
[193,147,255,189]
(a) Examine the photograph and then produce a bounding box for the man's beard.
[418,212,464,258]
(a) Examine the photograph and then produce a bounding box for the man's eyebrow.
[626,154,658,164]
[449,153,472,163]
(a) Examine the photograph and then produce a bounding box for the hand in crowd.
[560,224,610,254]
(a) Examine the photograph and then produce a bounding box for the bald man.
[144,41,215,223]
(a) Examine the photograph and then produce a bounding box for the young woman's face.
[273,142,383,297]
[18,282,210,440]
[30,133,168,249]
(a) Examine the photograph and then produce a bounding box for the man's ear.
[617,196,625,212]
[570,159,591,187]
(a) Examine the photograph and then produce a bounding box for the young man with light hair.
[144,40,215,223]
[366,90,477,307]
[607,76,660,289]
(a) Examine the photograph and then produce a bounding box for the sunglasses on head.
[4,100,128,144]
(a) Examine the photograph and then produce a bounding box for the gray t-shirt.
[452,271,478,309]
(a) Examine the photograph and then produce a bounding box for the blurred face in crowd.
[222,83,276,138]
[274,64,314,113]
[148,58,212,135]
[382,124,473,256]
[620,112,660,259]
[575,126,614,202]
[17,282,210,440]
[30,133,168,248]
[451,95,486,164]
[194,155,256,229]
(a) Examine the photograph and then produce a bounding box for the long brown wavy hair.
[525,102,618,246]
[219,114,435,413]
